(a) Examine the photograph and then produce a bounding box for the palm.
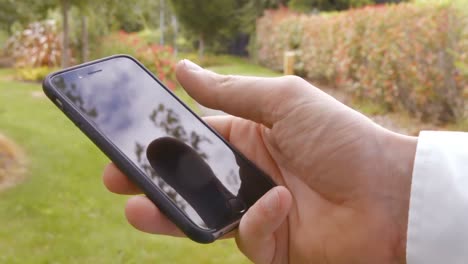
[104,61,414,264]
[222,97,403,263]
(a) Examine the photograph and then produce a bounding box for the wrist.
[379,128,418,263]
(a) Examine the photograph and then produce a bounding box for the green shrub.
[137,29,161,44]
[257,3,468,122]
[0,30,8,49]
[15,67,56,82]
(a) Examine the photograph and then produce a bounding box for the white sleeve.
[407,131,468,264]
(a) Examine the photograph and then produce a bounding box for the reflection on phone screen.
[52,57,274,230]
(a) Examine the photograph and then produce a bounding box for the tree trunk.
[61,0,70,68]
[81,15,89,63]
[171,15,178,57]
[198,34,205,59]
[160,0,165,45]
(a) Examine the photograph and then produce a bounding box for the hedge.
[257,4,468,122]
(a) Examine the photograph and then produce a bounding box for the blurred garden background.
[0,0,467,263]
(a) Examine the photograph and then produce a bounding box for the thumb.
[175,59,308,127]
[236,186,292,264]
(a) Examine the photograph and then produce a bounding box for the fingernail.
[261,188,280,216]
[183,59,202,71]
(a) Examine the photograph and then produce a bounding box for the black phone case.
[42,54,276,243]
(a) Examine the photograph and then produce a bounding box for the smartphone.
[42,55,276,243]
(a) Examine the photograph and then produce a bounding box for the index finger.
[102,163,141,195]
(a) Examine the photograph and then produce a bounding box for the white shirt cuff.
[407,131,468,264]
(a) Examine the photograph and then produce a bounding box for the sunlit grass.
[0,68,15,78]
[178,53,282,77]
[208,61,282,77]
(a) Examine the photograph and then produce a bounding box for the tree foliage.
[168,0,286,55]
[289,0,373,12]
[3,0,381,60]
[237,0,286,34]
[169,0,236,41]
[288,0,407,11]
[0,0,55,32]
[169,0,239,56]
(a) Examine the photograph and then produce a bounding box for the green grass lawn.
[206,57,281,77]
[208,62,281,77]
[178,53,282,77]
[0,68,253,263]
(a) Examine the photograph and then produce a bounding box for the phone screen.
[50,57,274,230]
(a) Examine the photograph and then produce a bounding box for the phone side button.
[55,98,63,109]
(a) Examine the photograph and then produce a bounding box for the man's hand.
[103,60,417,263]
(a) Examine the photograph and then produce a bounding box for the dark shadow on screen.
[146,137,244,229]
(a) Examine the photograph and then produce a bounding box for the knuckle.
[276,75,309,99]
[217,74,236,90]
[281,75,308,88]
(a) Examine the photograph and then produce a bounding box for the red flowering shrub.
[97,31,177,90]
[257,4,468,122]
[5,20,62,68]
[257,7,304,71]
